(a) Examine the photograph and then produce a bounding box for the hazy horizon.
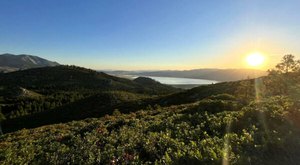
[0,52,269,71]
[1,0,300,70]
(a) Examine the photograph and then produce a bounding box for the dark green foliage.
[134,77,179,94]
[0,107,4,135]
[1,91,84,119]
[1,91,153,133]
[1,80,243,133]
[0,65,180,94]
[1,95,300,164]
[208,93,237,101]
[158,81,241,106]
[0,65,180,133]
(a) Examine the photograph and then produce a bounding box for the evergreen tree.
[266,55,300,95]
[275,54,299,74]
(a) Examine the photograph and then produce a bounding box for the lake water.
[131,75,218,85]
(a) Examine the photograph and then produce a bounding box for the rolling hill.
[0,65,180,133]
[0,65,179,94]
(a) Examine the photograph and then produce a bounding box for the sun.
[246,52,265,67]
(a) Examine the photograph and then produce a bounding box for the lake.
[131,75,218,85]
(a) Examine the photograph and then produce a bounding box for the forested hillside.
[1,55,300,164]
[0,65,180,133]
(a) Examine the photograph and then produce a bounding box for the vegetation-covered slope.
[134,77,180,94]
[1,94,299,164]
[0,65,180,133]
[0,55,300,164]
[1,79,240,133]
[0,65,179,94]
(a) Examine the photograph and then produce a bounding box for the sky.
[0,0,300,70]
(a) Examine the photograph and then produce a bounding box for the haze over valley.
[1,53,267,88]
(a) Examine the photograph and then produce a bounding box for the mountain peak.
[0,53,60,73]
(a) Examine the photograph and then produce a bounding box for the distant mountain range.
[106,68,267,82]
[0,53,59,73]
[0,53,267,81]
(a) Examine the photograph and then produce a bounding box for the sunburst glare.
[246,52,265,67]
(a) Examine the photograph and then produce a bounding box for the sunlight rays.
[222,120,232,165]
[254,78,271,151]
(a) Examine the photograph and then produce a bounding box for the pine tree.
[275,54,299,74]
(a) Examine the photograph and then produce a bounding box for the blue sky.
[0,0,299,70]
